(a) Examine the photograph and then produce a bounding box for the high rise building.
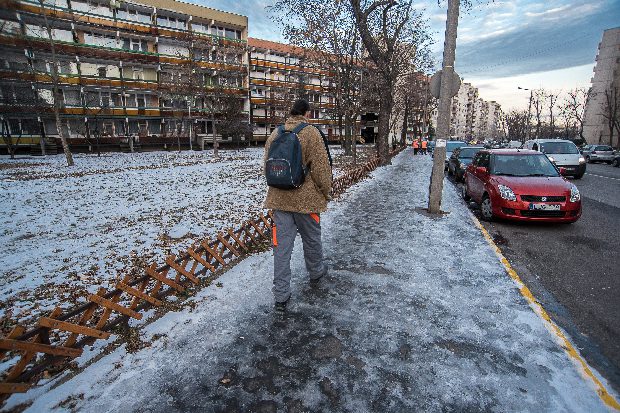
[583,27,620,147]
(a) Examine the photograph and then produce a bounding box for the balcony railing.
[16,0,247,45]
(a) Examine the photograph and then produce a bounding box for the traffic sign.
[430,70,461,99]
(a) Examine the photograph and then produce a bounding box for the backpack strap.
[291,122,308,135]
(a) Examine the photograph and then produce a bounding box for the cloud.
[454,0,619,78]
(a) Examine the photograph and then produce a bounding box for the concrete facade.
[583,27,620,147]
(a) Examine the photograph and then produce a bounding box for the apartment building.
[248,38,339,142]
[431,81,502,141]
[583,27,620,147]
[0,0,249,151]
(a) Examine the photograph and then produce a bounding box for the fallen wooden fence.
[0,146,404,402]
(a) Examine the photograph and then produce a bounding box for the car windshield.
[446,142,466,151]
[539,141,579,154]
[459,147,482,158]
[596,146,612,151]
[490,154,559,177]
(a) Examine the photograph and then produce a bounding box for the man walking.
[264,99,332,312]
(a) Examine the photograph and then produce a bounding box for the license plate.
[529,203,561,211]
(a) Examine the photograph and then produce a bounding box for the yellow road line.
[471,215,620,411]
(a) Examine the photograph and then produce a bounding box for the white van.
[523,139,586,179]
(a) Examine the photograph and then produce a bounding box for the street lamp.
[518,86,533,142]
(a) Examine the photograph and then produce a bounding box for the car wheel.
[480,195,494,221]
[447,165,453,176]
[585,156,591,163]
[613,159,619,167]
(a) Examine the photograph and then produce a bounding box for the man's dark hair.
[290,99,310,116]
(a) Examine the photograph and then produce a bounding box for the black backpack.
[265,123,333,190]
[265,123,309,189]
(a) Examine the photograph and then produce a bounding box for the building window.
[132,68,144,80]
[98,66,107,78]
[100,91,111,107]
[136,93,146,107]
[122,38,146,52]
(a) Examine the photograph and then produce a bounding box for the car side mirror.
[476,166,488,174]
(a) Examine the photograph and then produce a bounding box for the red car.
[463,149,582,223]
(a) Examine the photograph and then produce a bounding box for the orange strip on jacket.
[272,225,278,247]
[310,213,320,224]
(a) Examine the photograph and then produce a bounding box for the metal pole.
[526,89,533,141]
[428,0,459,214]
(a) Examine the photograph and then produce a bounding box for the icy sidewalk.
[14,149,612,412]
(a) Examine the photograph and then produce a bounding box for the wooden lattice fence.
[0,146,404,402]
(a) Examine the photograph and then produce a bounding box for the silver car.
[582,145,615,164]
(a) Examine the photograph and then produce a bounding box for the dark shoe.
[310,268,327,284]
[274,298,289,312]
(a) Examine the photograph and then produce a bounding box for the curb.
[469,213,620,411]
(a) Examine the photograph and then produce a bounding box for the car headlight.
[570,185,580,202]
[579,156,585,164]
[498,184,516,201]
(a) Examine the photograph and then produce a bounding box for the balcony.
[0,34,247,73]
[15,0,247,46]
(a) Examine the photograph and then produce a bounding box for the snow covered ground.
[0,145,374,330]
[4,150,615,412]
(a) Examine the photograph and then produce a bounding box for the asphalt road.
[457,162,620,394]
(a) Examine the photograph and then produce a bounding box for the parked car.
[438,140,467,170]
[581,144,615,164]
[523,139,586,179]
[463,149,582,223]
[448,146,484,181]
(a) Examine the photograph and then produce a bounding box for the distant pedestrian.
[413,139,419,155]
[264,98,332,312]
[421,140,428,155]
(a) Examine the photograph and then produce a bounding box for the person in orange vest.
[413,139,419,155]
[421,139,428,155]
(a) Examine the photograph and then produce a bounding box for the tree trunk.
[212,115,219,157]
[352,122,358,166]
[38,119,47,156]
[377,92,392,165]
[40,0,73,166]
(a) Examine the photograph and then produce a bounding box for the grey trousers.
[272,210,327,303]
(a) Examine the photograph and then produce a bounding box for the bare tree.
[350,0,432,165]
[561,87,590,141]
[546,92,559,138]
[601,86,620,148]
[270,0,370,160]
[505,109,529,143]
[37,0,74,166]
[0,117,23,159]
[532,88,546,139]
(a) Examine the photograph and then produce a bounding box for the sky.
[195,0,620,111]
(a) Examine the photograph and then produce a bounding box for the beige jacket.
[263,115,332,214]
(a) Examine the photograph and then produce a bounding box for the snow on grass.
[0,145,376,330]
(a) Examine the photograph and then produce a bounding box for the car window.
[539,141,579,154]
[596,145,612,151]
[532,143,538,151]
[459,147,483,158]
[446,142,466,151]
[478,153,490,168]
[490,154,559,177]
